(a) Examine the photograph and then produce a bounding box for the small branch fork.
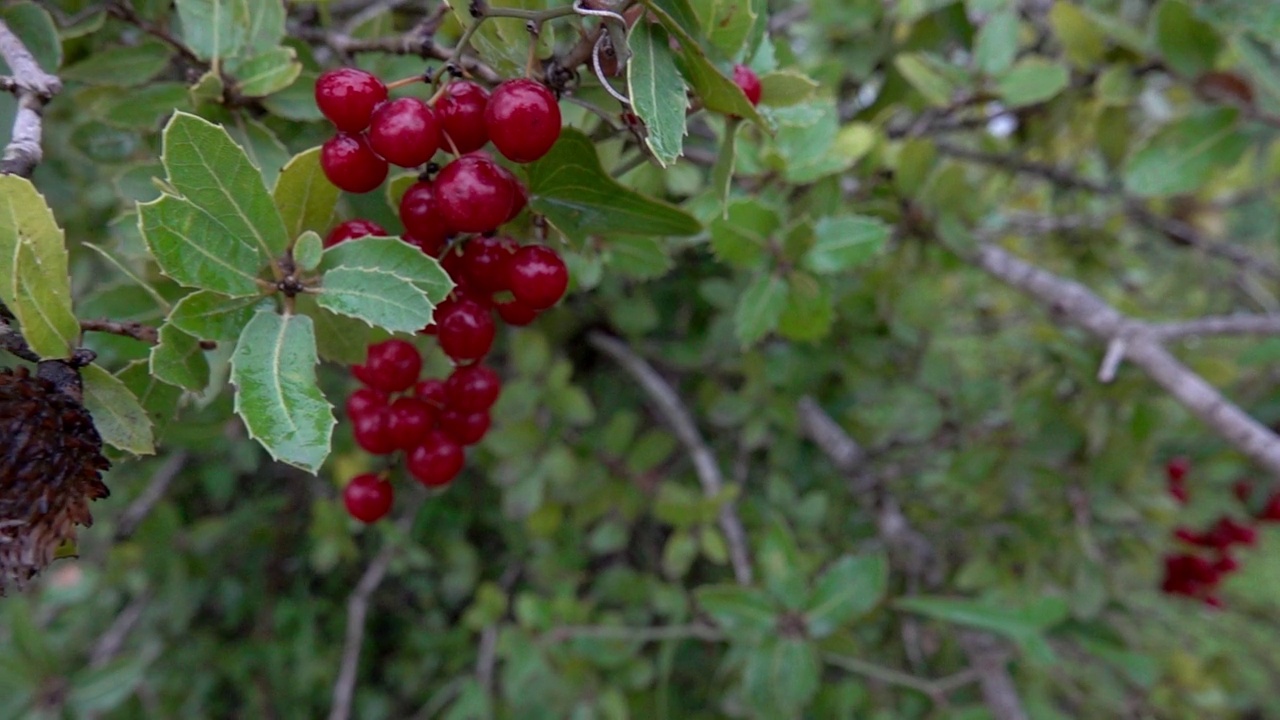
[0,19,61,177]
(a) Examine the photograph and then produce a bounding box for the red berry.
[352,408,396,455]
[733,64,762,106]
[1169,484,1189,504]
[315,68,388,133]
[495,296,539,326]
[387,396,437,450]
[354,339,422,393]
[435,299,496,363]
[345,387,388,419]
[326,219,388,248]
[407,430,465,487]
[414,378,448,407]
[342,473,394,522]
[1166,456,1190,483]
[484,79,562,163]
[493,164,528,221]
[440,408,491,445]
[1259,493,1280,521]
[434,153,518,233]
[402,231,446,257]
[508,245,569,310]
[434,81,490,154]
[445,364,501,413]
[1234,480,1254,504]
[1173,527,1202,545]
[322,133,388,194]
[462,236,518,293]
[1203,595,1225,609]
[1215,517,1258,546]
[399,180,453,249]
[440,248,471,290]
[368,97,441,168]
[1214,554,1240,574]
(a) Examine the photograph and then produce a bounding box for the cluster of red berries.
[1159,457,1280,607]
[340,339,502,522]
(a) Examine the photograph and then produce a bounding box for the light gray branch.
[0,19,61,177]
[1150,314,1280,341]
[588,332,754,586]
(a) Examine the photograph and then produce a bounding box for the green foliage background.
[4,0,1280,718]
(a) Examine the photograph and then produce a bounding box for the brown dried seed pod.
[1,366,110,594]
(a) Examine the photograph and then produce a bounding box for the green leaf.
[316,266,436,334]
[0,176,79,359]
[243,0,287,53]
[758,71,820,107]
[777,272,833,342]
[996,56,1070,107]
[627,22,687,167]
[61,39,172,86]
[694,585,777,641]
[159,112,289,259]
[175,0,248,61]
[894,53,955,106]
[697,0,759,60]
[296,294,372,365]
[68,656,149,715]
[274,147,340,241]
[741,637,820,716]
[974,10,1019,75]
[758,516,806,608]
[1049,3,1107,67]
[169,291,273,341]
[1153,0,1221,77]
[710,118,741,212]
[138,195,265,297]
[222,114,290,190]
[524,129,702,241]
[150,323,210,391]
[294,231,323,272]
[230,47,302,97]
[118,360,183,428]
[711,200,779,268]
[805,554,889,638]
[734,273,787,346]
[81,363,156,455]
[231,310,334,473]
[802,214,889,274]
[605,236,674,279]
[894,596,1069,664]
[102,82,191,128]
[1122,108,1249,197]
[320,237,453,301]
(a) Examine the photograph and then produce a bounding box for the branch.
[958,632,1028,720]
[1149,314,1280,341]
[0,313,39,362]
[971,243,1280,477]
[114,453,188,541]
[0,19,61,177]
[89,593,151,668]
[588,332,754,585]
[543,622,722,644]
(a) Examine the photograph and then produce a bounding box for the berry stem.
[386,74,425,91]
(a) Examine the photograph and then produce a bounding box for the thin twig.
[543,623,723,644]
[0,19,61,176]
[587,332,754,585]
[824,652,981,702]
[114,453,189,541]
[89,593,151,668]
[1150,314,1280,341]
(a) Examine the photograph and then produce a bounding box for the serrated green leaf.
[742,637,820,715]
[61,39,172,86]
[525,129,702,241]
[274,147,339,241]
[317,266,436,334]
[711,200,779,268]
[997,56,1070,107]
[81,363,156,455]
[1122,108,1248,197]
[805,554,888,638]
[758,71,820,107]
[0,176,78,359]
[294,231,323,271]
[231,310,334,472]
[150,323,210,391]
[230,47,301,97]
[802,214,889,274]
[734,272,786,346]
[169,291,272,341]
[320,237,453,301]
[175,0,246,62]
[138,195,265,296]
[695,585,777,641]
[628,22,687,167]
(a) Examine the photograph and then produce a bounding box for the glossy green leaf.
[997,56,1070,107]
[524,129,702,241]
[0,176,78,360]
[102,82,191,128]
[175,0,247,61]
[320,236,453,301]
[317,266,436,334]
[169,291,273,341]
[274,147,339,241]
[805,554,888,638]
[230,47,302,97]
[1123,108,1248,197]
[294,231,323,272]
[150,323,210,391]
[138,195,265,297]
[231,310,334,473]
[694,585,777,640]
[734,272,787,346]
[81,363,156,455]
[697,0,759,59]
[627,21,687,167]
[802,214,889,275]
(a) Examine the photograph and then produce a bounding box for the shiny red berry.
[434,153,518,233]
[435,299,495,363]
[462,236,518,293]
[485,79,562,163]
[387,396,437,450]
[343,473,394,522]
[353,339,422,393]
[494,296,539,326]
[493,164,528,221]
[368,97,441,168]
[414,378,448,407]
[407,430,465,487]
[316,68,388,133]
[440,409,491,446]
[345,387,388,419]
[440,249,471,290]
[508,245,568,310]
[434,81,490,154]
[352,409,396,455]
[326,219,387,248]
[399,180,453,248]
[322,133,388,193]
[445,364,501,413]
[733,64,762,106]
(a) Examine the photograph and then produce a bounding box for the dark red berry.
[1169,484,1189,504]
[434,153,518,233]
[407,430,465,487]
[326,219,388,248]
[434,81,490,154]
[345,387,388,419]
[462,236,518,293]
[445,364,501,413]
[485,79,562,163]
[1214,517,1257,547]
[1214,554,1240,574]
[495,296,539,326]
[733,64,762,106]
[316,68,388,133]
[435,299,495,363]
[508,245,568,310]
[1259,493,1280,521]
[440,408,490,445]
[1166,457,1190,483]
[387,396,436,450]
[1234,480,1253,504]
[354,339,422,393]
[343,473,394,522]
[440,249,471,290]
[399,180,453,249]
[368,97,441,168]
[1173,527,1202,545]
[352,409,396,455]
[493,164,528,221]
[321,133,389,194]
[414,378,448,407]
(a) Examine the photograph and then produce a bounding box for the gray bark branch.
[0,19,61,177]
